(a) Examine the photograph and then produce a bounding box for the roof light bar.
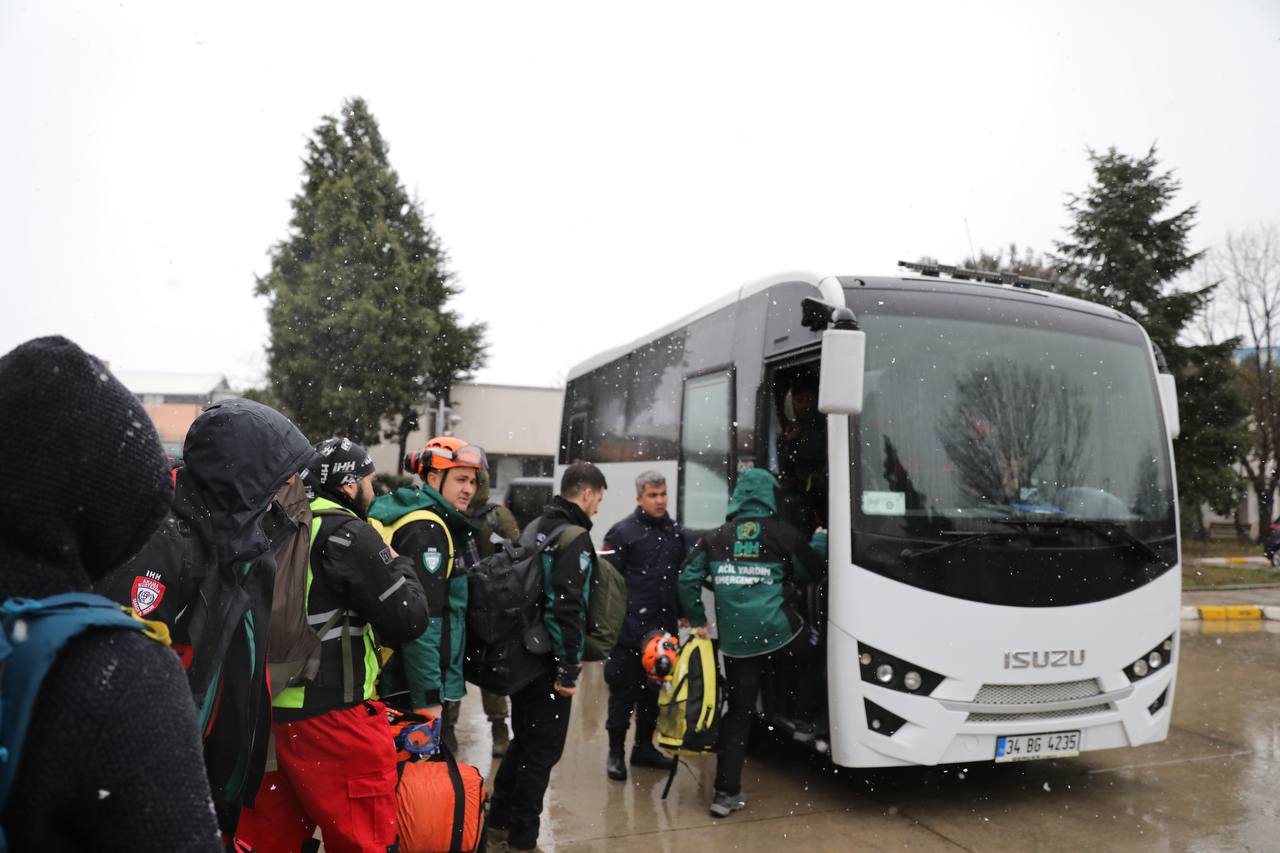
[897,260,1054,290]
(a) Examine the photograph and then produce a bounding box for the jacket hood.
[0,336,173,597]
[467,467,492,509]
[176,398,314,565]
[370,485,477,537]
[726,468,779,520]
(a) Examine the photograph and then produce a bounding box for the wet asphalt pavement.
[449,620,1280,852]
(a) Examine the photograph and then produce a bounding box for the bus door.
[758,356,830,732]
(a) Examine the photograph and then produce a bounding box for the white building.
[114,371,234,457]
[369,382,563,491]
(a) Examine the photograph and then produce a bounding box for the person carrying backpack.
[487,461,606,853]
[236,438,429,853]
[0,335,221,852]
[679,467,827,819]
[369,436,483,754]
[96,396,315,837]
[465,467,520,757]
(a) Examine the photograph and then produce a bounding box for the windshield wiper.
[992,519,1163,563]
[901,530,1028,564]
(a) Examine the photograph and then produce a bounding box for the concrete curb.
[1180,604,1279,621]
[1191,556,1275,569]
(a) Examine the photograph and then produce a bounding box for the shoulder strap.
[443,742,467,853]
[380,510,455,578]
[554,524,588,552]
[0,594,152,815]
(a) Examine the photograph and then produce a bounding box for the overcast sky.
[3,1,1277,389]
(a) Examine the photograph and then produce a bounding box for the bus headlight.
[1125,634,1175,682]
[858,642,943,695]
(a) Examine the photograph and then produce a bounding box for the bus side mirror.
[819,328,867,416]
[1157,373,1180,439]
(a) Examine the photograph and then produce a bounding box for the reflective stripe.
[308,609,340,626]
[321,625,365,642]
[378,575,407,603]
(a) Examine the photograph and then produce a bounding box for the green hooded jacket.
[678,468,828,657]
[369,485,477,705]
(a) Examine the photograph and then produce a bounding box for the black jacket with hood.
[533,496,597,689]
[98,398,314,835]
[0,336,221,852]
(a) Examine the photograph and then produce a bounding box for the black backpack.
[466,521,568,646]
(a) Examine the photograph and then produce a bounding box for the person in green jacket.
[369,436,483,754]
[679,467,827,819]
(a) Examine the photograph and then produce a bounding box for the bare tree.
[1221,224,1280,539]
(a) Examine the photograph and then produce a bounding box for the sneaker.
[630,740,675,770]
[607,750,628,781]
[709,790,747,818]
[491,720,510,758]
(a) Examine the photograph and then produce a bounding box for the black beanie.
[302,437,375,501]
[0,336,172,586]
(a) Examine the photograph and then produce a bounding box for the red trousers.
[237,702,398,853]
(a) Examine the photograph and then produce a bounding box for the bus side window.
[567,411,587,462]
[681,370,733,529]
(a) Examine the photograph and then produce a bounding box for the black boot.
[607,729,627,781]
[630,739,675,770]
[607,750,628,781]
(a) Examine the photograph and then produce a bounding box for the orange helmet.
[641,630,680,682]
[404,436,487,479]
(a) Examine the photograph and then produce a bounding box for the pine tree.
[1054,146,1245,534]
[256,98,485,459]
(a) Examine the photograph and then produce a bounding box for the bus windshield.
[854,301,1175,543]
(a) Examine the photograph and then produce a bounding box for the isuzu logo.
[1003,649,1086,669]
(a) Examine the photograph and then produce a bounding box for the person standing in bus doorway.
[777,370,827,532]
[601,470,684,781]
[466,466,520,756]
[487,461,606,853]
[679,467,827,819]
[369,436,484,754]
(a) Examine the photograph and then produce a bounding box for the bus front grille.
[974,679,1101,706]
[967,703,1112,723]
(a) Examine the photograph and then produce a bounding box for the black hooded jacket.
[0,336,221,852]
[98,398,314,834]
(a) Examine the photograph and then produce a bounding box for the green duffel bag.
[582,552,626,662]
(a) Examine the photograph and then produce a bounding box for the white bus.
[558,267,1181,768]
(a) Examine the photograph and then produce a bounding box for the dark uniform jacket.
[97,398,314,834]
[271,497,428,720]
[603,507,687,648]
[531,496,597,689]
[679,469,828,658]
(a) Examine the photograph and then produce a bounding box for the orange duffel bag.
[395,744,487,853]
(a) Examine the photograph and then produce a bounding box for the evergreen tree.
[256,98,486,459]
[1053,145,1245,534]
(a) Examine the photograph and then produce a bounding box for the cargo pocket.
[346,769,398,850]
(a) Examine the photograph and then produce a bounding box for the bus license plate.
[995,730,1081,763]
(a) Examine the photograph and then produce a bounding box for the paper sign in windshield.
[862,491,906,516]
